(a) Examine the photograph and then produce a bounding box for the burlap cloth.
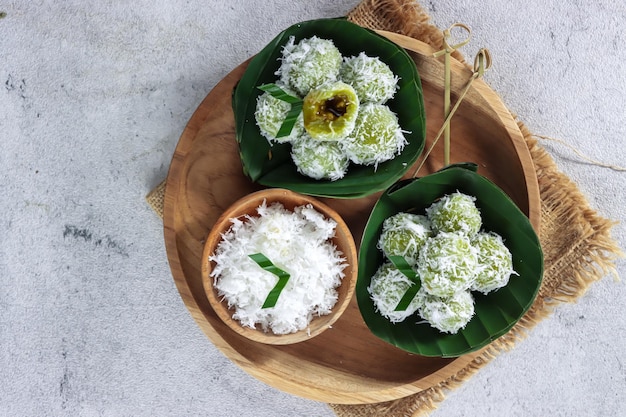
[146,0,623,415]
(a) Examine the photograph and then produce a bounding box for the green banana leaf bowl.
[356,164,544,357]
[232,18,426,199]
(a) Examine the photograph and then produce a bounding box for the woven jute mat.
[146,0,623,415]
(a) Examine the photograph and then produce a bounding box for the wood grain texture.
[163,34,541,404]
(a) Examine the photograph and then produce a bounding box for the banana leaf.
[356,165,544,357]
[232,18,426,199]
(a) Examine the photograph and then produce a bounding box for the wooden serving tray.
[163,32,541,404]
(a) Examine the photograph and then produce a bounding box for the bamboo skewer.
[412,25,491,177]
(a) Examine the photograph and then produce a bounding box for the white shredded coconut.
[367,262,422,323]
[209,201,347,335]
[426,191,482,235]
[418,289,475,334]
[290,136,349,181]
[277,36,342,97]
[377,213,432,266]
[417,231,478,298]
[470,231,518,294]
[340,52,399,104]
[342,103,407,168]
[255,86,304,143]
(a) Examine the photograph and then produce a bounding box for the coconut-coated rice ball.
[277,36,342,97]
[255,87,304,143]
[418,290,475,334]
[417,231,478,298]
[470,232,517,294]
[426,191,482,236]
[377,213,432,266]
[290,136,349,181]
[340,52,398,104]
[342,103,407,167]
[368,262,422,323]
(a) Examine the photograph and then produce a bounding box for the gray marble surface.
[1,1,624,416]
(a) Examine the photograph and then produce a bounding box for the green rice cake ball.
[368,262,422,323]
[255,88,304,143]
[426,191,482,236]
[278,36,342,97]
[340,52,398,104]
[377,213,432,265]
[290,137,349,181]
[342,103,407,166]
[417,231,478,298]
[470,232,517,294]
[302,81,359,141]
[418,290,475,334]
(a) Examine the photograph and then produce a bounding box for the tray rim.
[163,32,540,404]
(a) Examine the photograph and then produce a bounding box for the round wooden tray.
[163,31,541,405]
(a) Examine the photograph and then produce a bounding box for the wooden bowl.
[200,188,358,345]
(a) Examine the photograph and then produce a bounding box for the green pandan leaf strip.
[249,253,291,309]
[257,83,303,138]
[388,255,421,312]
[258,83,302,104]
[275,101,303,138]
